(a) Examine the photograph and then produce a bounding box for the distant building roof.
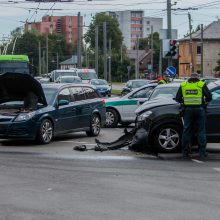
[60,55,77,65]
[180,20,220,41]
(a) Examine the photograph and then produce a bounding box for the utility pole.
[188,12,194,73]
[38,41,41,76]
[167,0,172,66]
[150,25,154,74]
[77,12,82,68]
[201,24,204,77]
[159,40,162,76]
[46,35,48,75]
[135,38,139,79]
[108,39,111,83]
[103,22,107,80]
[95,25,99,77]
[56,52,59,69]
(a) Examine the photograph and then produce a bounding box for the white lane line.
[213,168,220,172]
[191,159,204,164]
[59,141,89,143]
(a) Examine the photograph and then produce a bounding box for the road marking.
[191,159,204,164]
[213,168,220,172]
[59,141,89,143]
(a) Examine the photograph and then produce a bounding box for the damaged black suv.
[135,81,220,153]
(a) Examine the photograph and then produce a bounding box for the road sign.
[166,66,176,77]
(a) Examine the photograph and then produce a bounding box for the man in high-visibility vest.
[158,71,170,84]
[176,73,212,159]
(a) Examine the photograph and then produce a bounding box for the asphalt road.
[1,127,220,220]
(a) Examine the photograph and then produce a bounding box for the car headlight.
[137,111,152,121]
[14,112,36,122]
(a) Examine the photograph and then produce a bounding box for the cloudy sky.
[0,0,220,41]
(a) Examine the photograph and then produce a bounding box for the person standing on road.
[158,72,170,84]
[175,73,212,159]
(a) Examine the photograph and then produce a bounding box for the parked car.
[121,79,151,96]
[90,79,111,97]
[49,69,78,82]
[55,75,82,84]
[135,80,220,153]
[0,72,106,144]
[76,68,98,83]
[105,83,157,127]
[201,77,219,85]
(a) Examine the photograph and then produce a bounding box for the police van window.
[84,87,100,99]
[70,87,86,101]
[58,88,71,102]
[210,89,220,105]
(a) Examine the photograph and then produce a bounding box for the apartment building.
[107,11,162,49]
[25,15,83,45]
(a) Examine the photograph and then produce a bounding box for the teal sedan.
[105,83,157,127]
[0,72,106,144]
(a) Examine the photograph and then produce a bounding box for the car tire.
[153,124,181,153]
[37,119,53,144]
[86,114,101,137]
[105,109,119,128]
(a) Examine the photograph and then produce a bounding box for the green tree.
[7,30,71,75]
[84,12,123,51]
[85,12,134,80]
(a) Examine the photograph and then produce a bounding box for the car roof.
[156,83,180,88]
[42,83,95,89]
[58,75,81,78]
[207,80,220,89]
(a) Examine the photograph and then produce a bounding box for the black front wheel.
[153,124,181,153]
[37,119,53,144]
[86,114,101,137]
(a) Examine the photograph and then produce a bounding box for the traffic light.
[165,39,178,57]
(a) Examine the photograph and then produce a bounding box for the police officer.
[176,73,212,159]
[158,72,170,84]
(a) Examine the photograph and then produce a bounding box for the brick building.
[25,15,83,45]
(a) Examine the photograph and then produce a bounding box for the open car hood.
[0,72,47,106]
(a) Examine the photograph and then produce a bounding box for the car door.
[83,87,102,126]
[56,88,73,132]
[206,87,220,142]
[69,86,88,129]
[121,86,155,121]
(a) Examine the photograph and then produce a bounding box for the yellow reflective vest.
[181,81,205,105]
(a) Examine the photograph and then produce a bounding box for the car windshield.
[149,86,179,100]
[60,77,81,83]
[91,79,108,85]
[132,81,148,88]
[43,87,57,105]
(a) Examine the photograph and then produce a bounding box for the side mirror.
[58,99,70,106]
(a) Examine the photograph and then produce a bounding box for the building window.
[147,28,150,31]
[147,21,150,24]
[197,45,201,55]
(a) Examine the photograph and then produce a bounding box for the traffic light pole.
[188,12,194,73]
[167,0,172,66]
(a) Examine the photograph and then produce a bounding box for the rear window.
[84,87,100,99]
[77,69,98,80]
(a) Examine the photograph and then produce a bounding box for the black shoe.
[182,154,190,160]
[199,153,208,160]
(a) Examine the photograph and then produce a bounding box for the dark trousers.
[182,107,206,156]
